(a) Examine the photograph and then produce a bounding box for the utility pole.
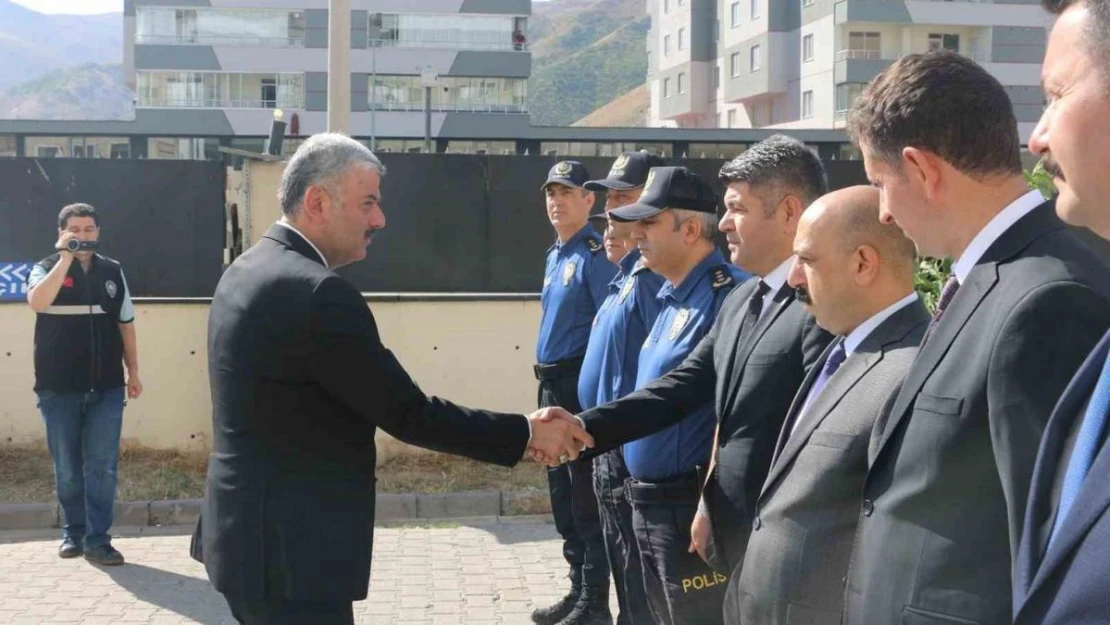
[327,0,351,133]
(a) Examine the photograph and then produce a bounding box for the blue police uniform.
[625,250,747,625]
[533,160,619,625]
[577,248,663,625]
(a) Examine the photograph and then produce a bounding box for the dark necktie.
[745,280,771,329]
[790,340,848,437]
[921,276,960,345]
[1048,350,1110,548]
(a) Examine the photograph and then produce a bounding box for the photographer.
[26,203,142,566]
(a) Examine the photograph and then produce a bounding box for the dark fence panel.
[336,154,867,292]
[0,158,226,298]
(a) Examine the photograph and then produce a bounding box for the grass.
[0,443,551,509]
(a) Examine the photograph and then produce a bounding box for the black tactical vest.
[32,253,128,394]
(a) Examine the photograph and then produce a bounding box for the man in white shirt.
[725,185,929,625]
[841,50,1110,625]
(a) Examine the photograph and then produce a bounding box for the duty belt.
[533,355,586,381]
[625,470,701,506]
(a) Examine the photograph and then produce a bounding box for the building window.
[803,0,815,5]
[664,34,671,56]
[835,82,866,117]
[714,65,720,88]
[727,109,737,128]
[730,2,741,27]
[137,71,305,109]
[664,0,670,12]
[750,45,761,71]
[844,32,881,60]
[664,77,671,98]
[678,27,686,51]
[368,75,527,112]
[135,7,306,46]
[731,52,741,77]
[750,0,760,19]
[715,18,720,41]
[928,33,961,52]
[368,13,527,51]
[802,90,814,119]
[802,34,814,62]
[678,72,686,94]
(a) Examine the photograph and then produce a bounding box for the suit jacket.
[844,202,1110,625]
[189,224,529,602]
[727,298,929,625]
[1013,329,1110,625]
[579,276,833,567]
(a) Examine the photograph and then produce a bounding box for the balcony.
[368,38,528,52]
[135,34,304,47]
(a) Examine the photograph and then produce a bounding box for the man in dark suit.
[725,185,928,625]
[533,135,834,576]
[189,133,594,625]
[841,52,1110,625]
[1013,2,1110,622]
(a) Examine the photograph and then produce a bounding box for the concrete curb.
[0,489,551,531]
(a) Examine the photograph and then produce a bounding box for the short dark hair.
[847,51,1022,178]
[1043,0,1110,79]
[718,134,829,212]
[58,203,99,229]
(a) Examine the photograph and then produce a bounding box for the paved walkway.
[0,518,619,624]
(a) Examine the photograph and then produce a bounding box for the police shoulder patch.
[710,265,734,291]
[585,237,603,253]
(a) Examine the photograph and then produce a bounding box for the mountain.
[0,0,121,92]
[0,63,133,120]
[572,83,649,127]
[527,0,649,127]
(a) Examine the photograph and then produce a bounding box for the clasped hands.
[525,407,594,467]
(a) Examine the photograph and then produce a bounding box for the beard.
[794,286,812,305]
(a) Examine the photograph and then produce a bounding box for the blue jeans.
[36,387,125,548]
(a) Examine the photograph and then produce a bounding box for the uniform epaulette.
[585,237,603,253]
[710,265,734,291]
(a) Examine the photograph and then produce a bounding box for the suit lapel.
[717,279,761,412]
[722,285,795,413]
[872,262,998,458]
[1021,333,1110,604]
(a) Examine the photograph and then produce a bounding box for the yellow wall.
[0,299,542,462]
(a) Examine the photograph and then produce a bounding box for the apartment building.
[122,0,531,155]
[648,0,1052,143]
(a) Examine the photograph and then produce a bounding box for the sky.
[10,0,122,14]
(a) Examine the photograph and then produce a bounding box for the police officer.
[610,167,747,625]
[534,161,619,625]
[25,203,143,566]
[578,151,666,625]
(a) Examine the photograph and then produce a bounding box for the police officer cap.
[541,160,591,190]
[584,150,667,191]
[609,166,719,222]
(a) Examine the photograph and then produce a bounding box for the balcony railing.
[835,49,883,61]
[369,38,528,52]
[139,98,304,110]
[135,34,305,47]
[369,100,528,114]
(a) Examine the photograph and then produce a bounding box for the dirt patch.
[0,443,551,509]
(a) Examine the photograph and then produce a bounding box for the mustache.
[1041,157,1065,182]
[794,286,812,305]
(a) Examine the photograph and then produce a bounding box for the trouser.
[223,593,355,625]
[595,450,652,625]
[536,357,610,587]
[36,387,125,549]
[627,473,728,625]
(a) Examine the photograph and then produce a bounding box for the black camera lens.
[66,239,81,252]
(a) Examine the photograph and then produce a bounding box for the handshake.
[525,407,595,467]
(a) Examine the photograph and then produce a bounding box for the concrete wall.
[0,298,542,464]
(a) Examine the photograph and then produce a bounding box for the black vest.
[32,253,128,394]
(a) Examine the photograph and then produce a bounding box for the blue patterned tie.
[1048,350,1110,547]
[791,341,847,436]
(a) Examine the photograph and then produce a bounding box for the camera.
[65,239,98,252]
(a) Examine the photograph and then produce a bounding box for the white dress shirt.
[275,219,329,268]
[757,255,796,320]
[951,189,1044,283]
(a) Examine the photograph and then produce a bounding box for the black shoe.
[58,537,82,559]
[555,583,613,625]
[533,580,582,625]
[84,544,125,566]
